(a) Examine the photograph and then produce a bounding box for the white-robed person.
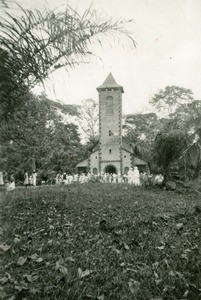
[117,172,122,183]
[58,172,63,185]
[24,171,29,187]
[128,168,133,184]
[109,173,113,183]
[32,170,37,186]
[9,173,15,191]
[155,174,164,185]
[0,171,4,186]
[103,173,107,183]
[63,173,67,185]
[73,173,78,182]
[79,173,85,184]
[113,173,117,183]
[133,166,140,186]
[29,174,33,185]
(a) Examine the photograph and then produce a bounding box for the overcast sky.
[3,0,201,114]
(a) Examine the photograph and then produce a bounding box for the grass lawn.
[0,183,201,300]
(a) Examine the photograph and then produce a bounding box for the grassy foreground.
[0,183,201,300]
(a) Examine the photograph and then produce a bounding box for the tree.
[153,121,189,180]
[0,93,82,177]
[123,113,159,160]
[176,100,201,178]
[77,98,99,141]
[0,93,54,172]
[46,121,82,173]
[150,86,194,116]
[0,48,29,121]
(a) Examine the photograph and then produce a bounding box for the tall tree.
[123,113,159,159]
[77,98,99,141]
[153,121,189,180]
[176,100,201,178]
[150,86,194,116]
[0,93,82,175]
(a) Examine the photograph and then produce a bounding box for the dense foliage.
[123,86,201,180]
[123,113,160,160]
[0,93,83,181]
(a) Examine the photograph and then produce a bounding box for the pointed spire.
[102,72,117,86]
[97,73,124,92]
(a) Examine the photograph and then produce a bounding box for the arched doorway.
[105,165,117,174]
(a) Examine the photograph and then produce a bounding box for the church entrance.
[105,165,117,174]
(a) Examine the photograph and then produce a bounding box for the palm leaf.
[0,4,136,89]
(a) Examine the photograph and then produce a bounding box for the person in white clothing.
[24,171,29,187]
[133,166,140,186]
[32,171,37,186]
[29,175,33,185]
[8,173,15,191]
[63,173,67,184]
[58,172,63,185]
[128,168,133,184]
[117,172,121,183]
[0,172,4,186]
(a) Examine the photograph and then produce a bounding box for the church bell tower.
[97,73,124,174]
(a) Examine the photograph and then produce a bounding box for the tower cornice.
[96,72,124,93]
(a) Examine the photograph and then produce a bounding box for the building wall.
[89,150,99,174]
[99,89,122,165]
[122,149,132,173]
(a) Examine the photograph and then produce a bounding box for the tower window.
[109,130,112,136]
[109,149,112,154]
[95,156,97,159]
[124,155,126,158]
[106,96,114,116]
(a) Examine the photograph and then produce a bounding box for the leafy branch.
[0,4,136,89]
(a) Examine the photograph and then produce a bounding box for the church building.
[76,73,149,174]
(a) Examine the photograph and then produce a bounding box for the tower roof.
[97,73,124,92]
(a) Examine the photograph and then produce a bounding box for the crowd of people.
[0,170,38,192]
[23,171,37,187]
[0,171,16,192]
[54,167,164,187]
[0,167,164,192]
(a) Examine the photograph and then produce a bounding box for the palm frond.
[0,4,136,88]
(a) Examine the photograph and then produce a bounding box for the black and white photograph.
[0,0,201,299]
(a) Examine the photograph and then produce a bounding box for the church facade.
[76,73,149,174]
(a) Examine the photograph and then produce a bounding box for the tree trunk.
[193,145,201,179]
[32,157,36,171]
[163,164,170,182]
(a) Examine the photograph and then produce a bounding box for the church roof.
[122,137,149,164]
[97,73,124,92]
[122,138,133,153]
